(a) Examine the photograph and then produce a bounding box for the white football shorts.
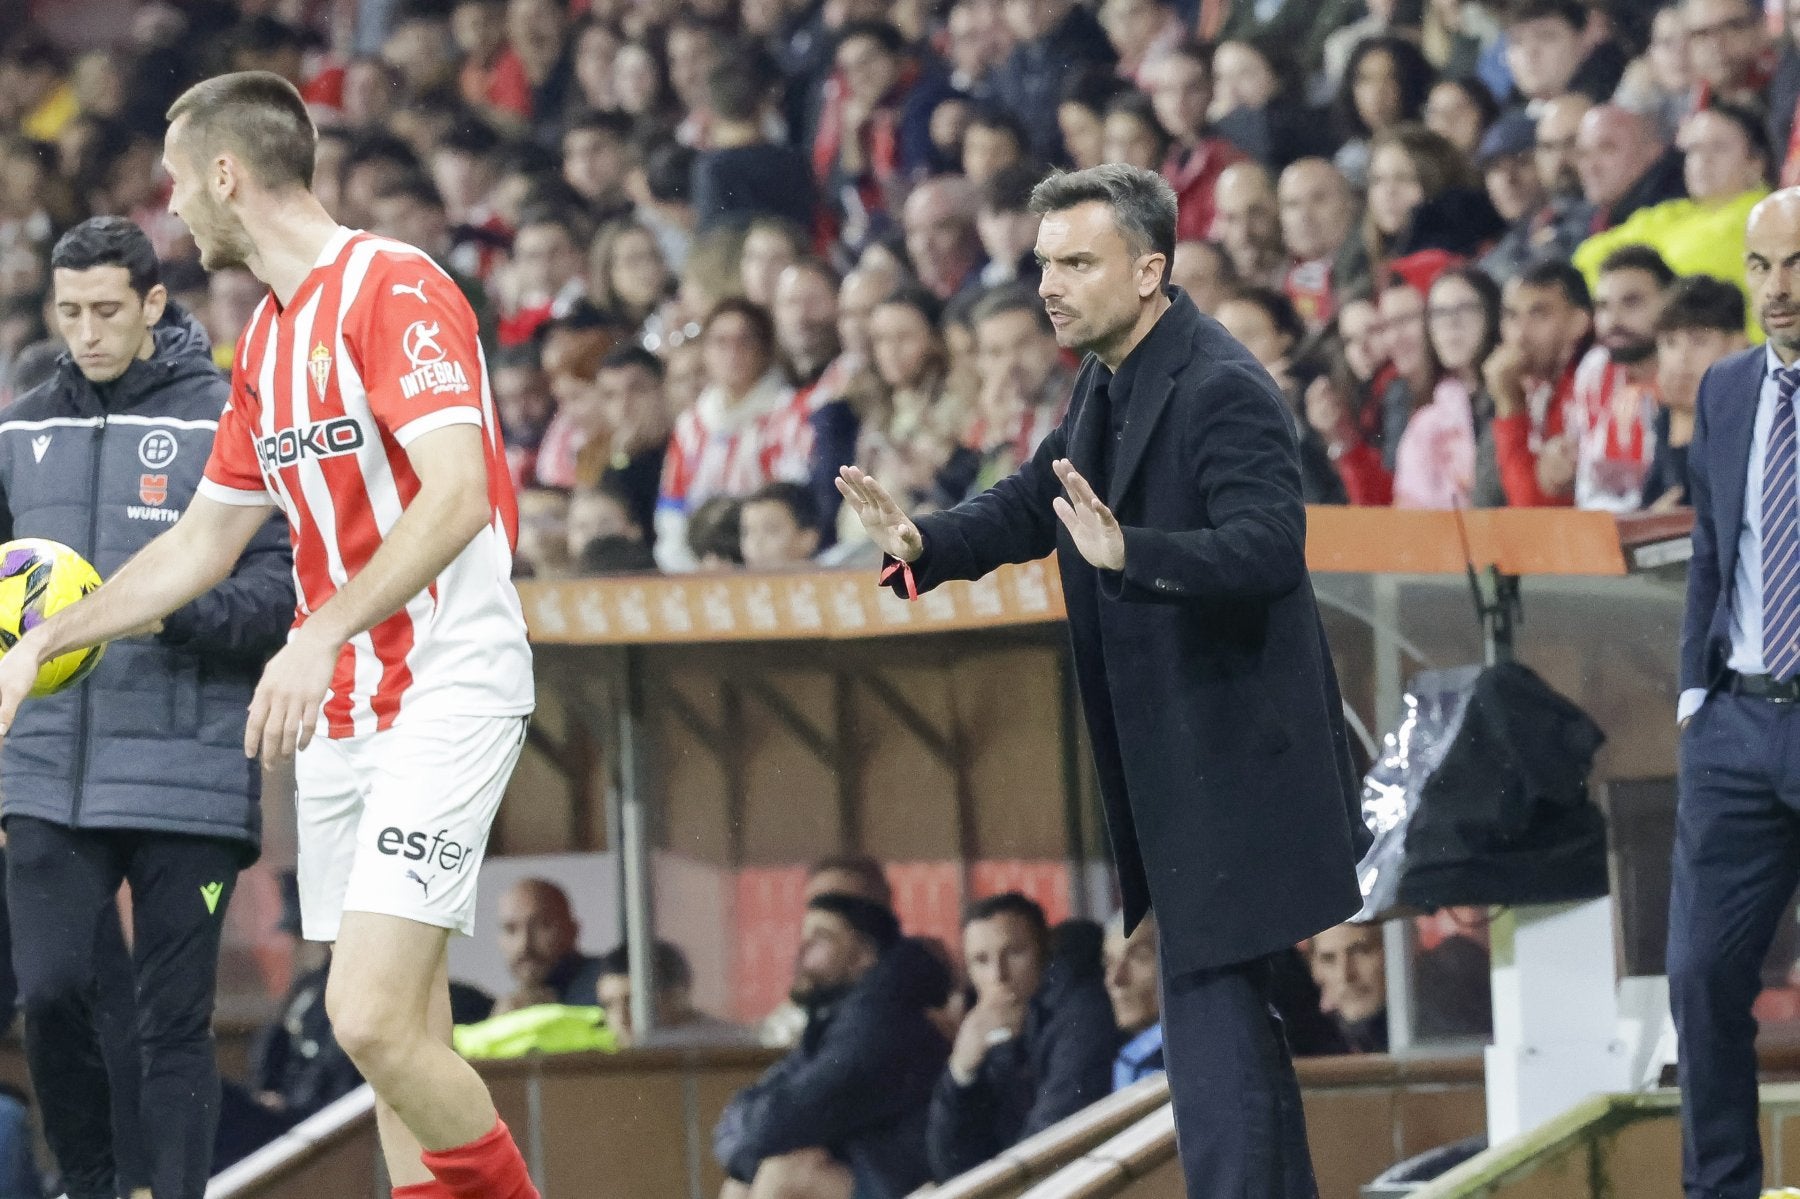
[294,713,528,941]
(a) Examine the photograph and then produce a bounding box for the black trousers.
[6,815,242,1199]
[1160,949,1318,1199]
[1669,693,1800,1199]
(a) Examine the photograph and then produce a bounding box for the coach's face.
[163,117,255,272]
[53,266,165,384]
[1036,201,1162,362]
[1746,192,1800,364]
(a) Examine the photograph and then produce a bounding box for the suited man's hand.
[1052,460,1125,571]
[836,466,924,561]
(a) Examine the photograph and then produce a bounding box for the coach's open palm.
[1052,460,1125,571]
[836,467,924,562]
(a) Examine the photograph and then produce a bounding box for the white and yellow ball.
[0,538,104,696]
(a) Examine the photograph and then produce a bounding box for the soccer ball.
[0,539,104,696]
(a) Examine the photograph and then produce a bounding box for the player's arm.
[0,495,271,732]
[244,423,491,764]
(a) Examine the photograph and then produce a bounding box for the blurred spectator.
[1682,0,1769,111]
[368,175,497,349]
[1568,245,1674,512]
[693,57,818,235]
[1645,273,1748,508]
[656,299,798,570]
[1374,265,1439,467]
[1212,0,1360,79]
[560,109,636,222]
[627,140,698,275]
[1480,98,1592,282]
[741,216,808,308]
[903,175,984,302]
[1210,162,1285,288]
[943,0,1017,94]
[1371,123,1504,262]
[1424,77,1499,161]
[1,35,73,142]
[588,217,676,342]
[1774,0,1800,187]
[569,17,623,111]
[1617,3,1693,144]
[1277,158,1360,327]
[580,534,661,574]
[1104,89,1175,172]
[1500,0,1625,109]
[967,284,1072,488]
[715,894,949,1199]
[813,21,948,234]
[567,479,647,566]
[1297,340,1395,505]
[587,345,672,534]
[961,108,1030,189]
[1482,258,1594,507]
[1332,37,1433,186]
[1170,238,1239,315]
[986,0,1116,162]
[741,480,823,569]
[925,896,1114,1183]
[1210,38,1337,171]
[517,485,573,577]
[1393,265,1499,509]
[535,315,616,488]
[504,0,577,145]
[1100,0,1185,84]
[595,940,756,1048]
[854,288,976,523]
[976,165,1042,290]
[1147,42,1247,241]
[1574,104,1772,312]
[1103,912,1163,1091]
[495,878,605,1014]
[1306,923,1388,1052]
[1576,105,1685,235]
[1321,0,1416,95]
[494,343,556,486]
[339,133,424,230]
[1215,285,1305,391]
[500,208,589,345]
[809,853,895,906]
[1058,68,1134,172]
[688,493,747,569]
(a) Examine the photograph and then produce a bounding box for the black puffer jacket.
[0,304,293,855]
[716,938,951,1198]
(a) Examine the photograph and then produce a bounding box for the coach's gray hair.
[1028,164,1178,268]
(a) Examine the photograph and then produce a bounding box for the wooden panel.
[1305,508,1628,576]
[1600,1116,1683,1197]
[1394,1083,1486,1159]
[1302,1089,1400,1199]
[1486,1143,1593,1199]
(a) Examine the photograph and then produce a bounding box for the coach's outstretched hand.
[0,637,42,738]
[1052,460,1125,572]
[836,466,924,563]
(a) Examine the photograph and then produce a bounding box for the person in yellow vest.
[1573,103,1771,339]
[3,36,77,142]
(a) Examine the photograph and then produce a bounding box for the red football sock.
[393,1182,452,1199]
[421,1118,539,1199]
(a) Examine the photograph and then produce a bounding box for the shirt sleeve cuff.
[1678,687,1708,725]
[196,477,273,507]
[393,406,483,447]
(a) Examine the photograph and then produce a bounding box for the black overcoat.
[893,288,1368,977]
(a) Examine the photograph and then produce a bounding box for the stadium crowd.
[0,0,1777,581]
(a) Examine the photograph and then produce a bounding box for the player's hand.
[0,635,44,739]
[245,627,340,767]
[836,466,924,562]
[1052,460,1125,572]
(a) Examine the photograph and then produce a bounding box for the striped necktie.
[1764,365,1800,679]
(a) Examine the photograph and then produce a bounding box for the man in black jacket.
[837,163,1366,1198]
[715,894,949,1199]
[0,217,292,1199]
[926,895,1114,1182]
[981,0,1116,164]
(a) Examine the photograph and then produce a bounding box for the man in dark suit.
[1673,188,1800,1199]
[836,163,1367,1197]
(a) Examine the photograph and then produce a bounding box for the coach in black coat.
[840,164,1365,1197]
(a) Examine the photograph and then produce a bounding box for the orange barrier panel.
[518,510,1692,645]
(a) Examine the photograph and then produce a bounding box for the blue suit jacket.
[1682,346,1768,696]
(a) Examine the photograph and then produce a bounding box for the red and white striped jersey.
[199,228,534,738]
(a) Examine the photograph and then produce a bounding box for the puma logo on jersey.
[257,417,367,469]
[392,279,428,302]
[30,435,49,463]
